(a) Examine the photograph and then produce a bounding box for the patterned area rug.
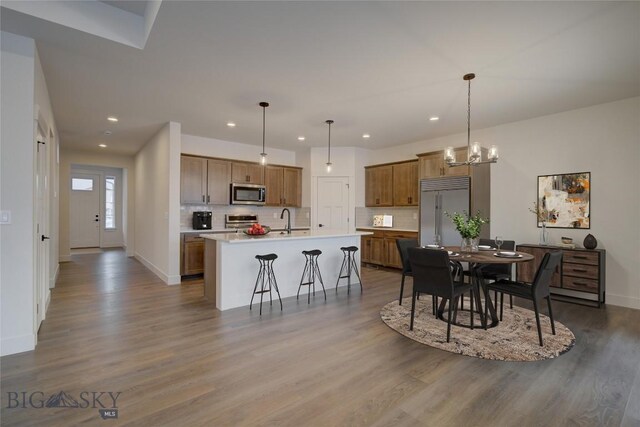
[381,298,575,361]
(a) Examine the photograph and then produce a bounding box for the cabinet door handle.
[408,196,412,204]
[207,195,210,203]
[283,198,286,205]
[376,198,380,204]
[202,195,205,203]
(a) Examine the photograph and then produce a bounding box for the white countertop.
[356,226,419,233]
[181,226,310,234]
[200,229,372,243]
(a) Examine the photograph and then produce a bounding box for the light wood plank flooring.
[1,249,639,426]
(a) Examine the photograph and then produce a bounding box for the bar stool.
[297,249,326,304]
[250,253,283,315]
[336,246,363,294]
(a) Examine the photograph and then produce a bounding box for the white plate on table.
[423,245,444,249]
[493,251,522,258]
[448,251,460,257]
[478,245,495,251]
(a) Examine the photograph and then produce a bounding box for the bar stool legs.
[335,246,363,294]
[297,249,326,304]
[250,254,283,315]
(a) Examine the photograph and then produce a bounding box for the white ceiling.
[1,1,639,155]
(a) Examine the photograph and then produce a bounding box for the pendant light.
[325,119,334,173]
[445,73,498,167]
[259,101,269,165]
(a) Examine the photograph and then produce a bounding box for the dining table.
[439,246,535,328]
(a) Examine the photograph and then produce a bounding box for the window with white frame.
[105,176,116,229]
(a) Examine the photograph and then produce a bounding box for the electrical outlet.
[0,210,11,224]
[273,212,278,219]
[413,212,417,220]
[306,212,310,218]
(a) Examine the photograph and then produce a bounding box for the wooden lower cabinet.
[182,235,205,276]
[359,229,418,269]
[516,244,606,306]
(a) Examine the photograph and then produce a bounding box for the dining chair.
[408,248,476,342]
[479,238,516,319]
[485,251,563,346]
[395,238,418,305]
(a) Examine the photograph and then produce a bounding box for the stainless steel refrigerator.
[419,176,489,247]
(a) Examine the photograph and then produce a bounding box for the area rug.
[381,298,575,361]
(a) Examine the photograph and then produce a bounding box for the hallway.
[1,250,640,426]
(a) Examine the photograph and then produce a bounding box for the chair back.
[408,247,454,298]
[531,251,563,299]
[480,238,515,277]
[396,238,419,275]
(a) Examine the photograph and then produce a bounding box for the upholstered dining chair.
[478,238,516,319]
[408,248,476,342]
[486,251,563,346]
[396,238,418,305]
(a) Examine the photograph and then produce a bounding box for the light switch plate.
[0,210,11,224]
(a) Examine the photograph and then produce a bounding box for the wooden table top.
[442,246,535,264]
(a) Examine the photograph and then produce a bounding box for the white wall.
[364,97,640,309]
[182,134,296,166]
[1,32,37,355]
[59,149,135,260]
[134,122,181,285]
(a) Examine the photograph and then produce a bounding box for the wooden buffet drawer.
[563,251,599,265]
[563,262,599,279]
[563,276,598,293]
[184,235,204,243]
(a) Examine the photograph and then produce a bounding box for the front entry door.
[70,173,101,248]
[316,177,350,231]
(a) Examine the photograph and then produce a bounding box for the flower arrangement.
[529,202,550,224]
[445,211,489,239]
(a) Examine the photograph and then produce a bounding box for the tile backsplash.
[181,205,310,230]
[355,206,419,230]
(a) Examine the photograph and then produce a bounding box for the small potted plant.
[445,210,489,252]
[529,202,550,245]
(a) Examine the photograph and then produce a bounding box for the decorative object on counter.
[583,233,598,249]
[244,224,271,236]
[537,172,590,229]
[445,210,488,252]
[529,202,550,245]
[372,215,393,227]
[444,73,499,167]
[258,101,269,165]
[561,237,573,244]
[325,119,334,173]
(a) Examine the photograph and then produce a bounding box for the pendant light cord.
[327,121,331,163]
[262,105,266,155]
[467,78,471,152]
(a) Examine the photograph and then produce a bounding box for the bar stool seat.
[298,249,326,303]
[250,253,283,315]
[336,246,363,294]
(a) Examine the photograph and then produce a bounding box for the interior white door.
[35,127,50,330]
[70,173,101,248]
[316,177,350,231]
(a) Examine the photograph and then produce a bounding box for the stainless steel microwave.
[230,183,266,205]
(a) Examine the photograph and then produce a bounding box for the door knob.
[41,235,50,241]
[318,224,324,227]
[95,218,100,222]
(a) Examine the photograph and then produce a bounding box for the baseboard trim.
[1,334,36,357]
[134,252,170,284]
[607,293,640,310]
[50,263,59,289]
[45,290,51,312]
[100,244,125,248]
[167,275,181,286]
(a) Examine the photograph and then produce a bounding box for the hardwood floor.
[2,249,639,426]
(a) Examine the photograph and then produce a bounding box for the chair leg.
[335,254,347,291]
[352,256,363,292]
[484,285,489,330]
[297,257,309,300]
[410,290,417,331]
[446,300,453,343]
[399,274,405,305]
[470,290,474,330]
[510,295,513,309]
[532,297,543,346]
[546,296,556,335]
[315,261,327,301]
[499,293,504,321]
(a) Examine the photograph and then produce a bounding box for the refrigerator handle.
[435,193,442,240]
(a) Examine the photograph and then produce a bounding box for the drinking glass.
[434,234,441,247]
[495,236,504,254]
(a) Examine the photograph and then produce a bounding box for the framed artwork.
[537,172,590,229]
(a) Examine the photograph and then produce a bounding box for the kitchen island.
[201,230,372,310]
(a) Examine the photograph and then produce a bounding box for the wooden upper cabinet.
[282,167,302,207]
[418,147,470,178]
[181,156,207,204]
[264,166,302,207]
[231,162,264,185]
[443,147,470,177]
[264,166,284,206]
[392,161,418,206]
[206,159,231,204]
[365,165,393,207]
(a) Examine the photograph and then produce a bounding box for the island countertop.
[200,229,372,243]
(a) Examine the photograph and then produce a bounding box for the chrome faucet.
[280,208,291,234]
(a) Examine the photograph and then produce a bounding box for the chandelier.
[445,73,498,167]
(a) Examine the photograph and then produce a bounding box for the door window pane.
[71,178,93,191]
[105,176,116,229]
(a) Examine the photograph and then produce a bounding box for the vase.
[539,223,549,246]
[461,237,479,252]
[583,233,597,249]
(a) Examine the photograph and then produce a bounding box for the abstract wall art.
[537,172,590,229]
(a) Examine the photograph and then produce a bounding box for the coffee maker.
[192,211,212,230]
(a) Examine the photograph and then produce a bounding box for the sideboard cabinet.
[516,244,605,307]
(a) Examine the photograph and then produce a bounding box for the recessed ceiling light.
[104,130,112,135]
[297,136,305,141]
[227,122,236,127]
[107,116,118,122]
[99,144,107,148]
[429,116,439,121]
[362,134,371,139]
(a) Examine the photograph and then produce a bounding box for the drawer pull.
[573,256,588,260]
[572,282,589,287]
[572,268,587,273]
